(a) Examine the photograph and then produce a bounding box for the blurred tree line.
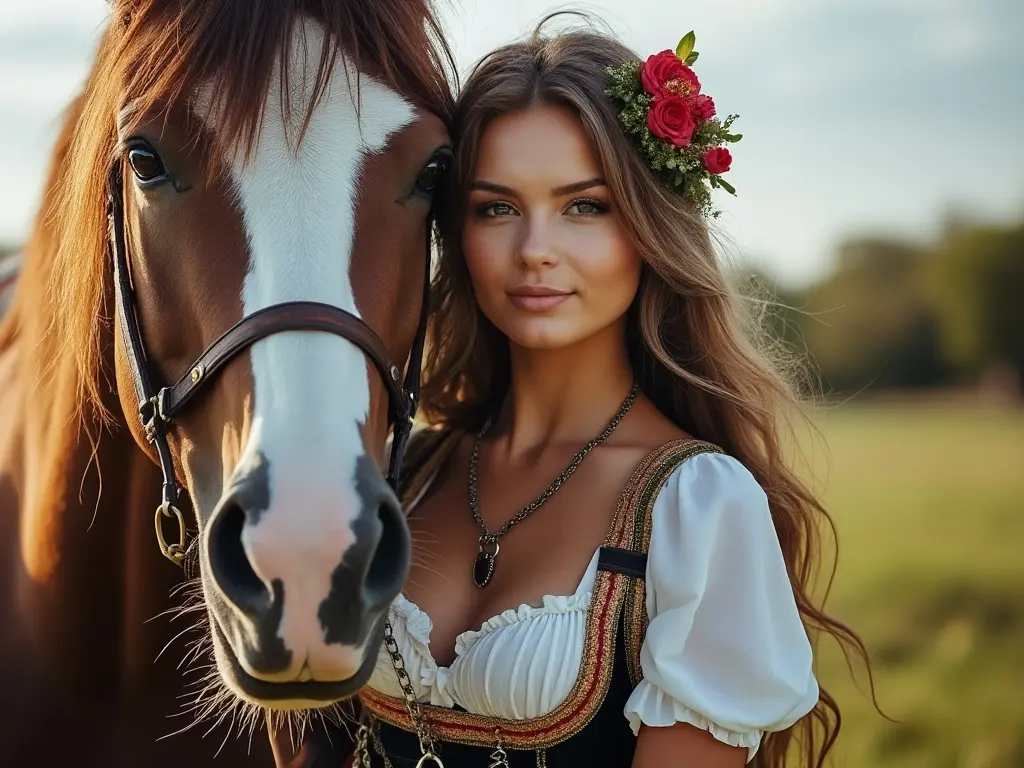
[741,214,1024,399]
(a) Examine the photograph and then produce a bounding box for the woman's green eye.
[480,202,516,217]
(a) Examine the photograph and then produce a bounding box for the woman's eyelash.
[566,197,609,215]
[473,197,610,218]
[476,201,518,217]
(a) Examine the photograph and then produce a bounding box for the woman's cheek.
[575,234,641,305]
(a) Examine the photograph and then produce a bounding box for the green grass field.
[799,399,1024,767]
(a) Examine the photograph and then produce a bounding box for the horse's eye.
[128,147,166,182]
[415,154,450,194]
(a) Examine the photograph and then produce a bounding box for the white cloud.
[916,13,994,62]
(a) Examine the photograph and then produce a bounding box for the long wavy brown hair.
[410,13,876,768]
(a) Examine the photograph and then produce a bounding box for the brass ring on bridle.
[154,502,188,566]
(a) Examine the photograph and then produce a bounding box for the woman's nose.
[518,218,558,268]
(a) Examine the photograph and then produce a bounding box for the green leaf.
[674,170,685,186]
[684,51,699,65]
[725,133,743,142]
[709,175,719,188]
[675,31,696,61]
[716,176,736,195]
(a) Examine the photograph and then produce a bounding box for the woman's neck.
[491,320,635,459]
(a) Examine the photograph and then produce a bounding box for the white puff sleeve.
[623,452,819,762]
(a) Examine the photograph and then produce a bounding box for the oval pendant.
[415,753,445,768]
[473,550,495,588]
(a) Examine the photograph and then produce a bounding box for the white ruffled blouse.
[365,452,819,762]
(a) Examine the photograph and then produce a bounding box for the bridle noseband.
[106,165,429,566]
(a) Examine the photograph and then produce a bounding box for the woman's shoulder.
[655,446,765,510]
[613,431,772,560]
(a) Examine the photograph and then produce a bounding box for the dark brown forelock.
[115,0,457,157]
[36,0,456,420]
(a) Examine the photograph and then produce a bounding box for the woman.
[350,16,869,768]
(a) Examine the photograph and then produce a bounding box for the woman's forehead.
[473,105,602,188]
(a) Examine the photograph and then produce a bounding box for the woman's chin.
[504,322,582,351]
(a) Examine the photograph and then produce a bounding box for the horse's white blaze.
[198,17,414,681]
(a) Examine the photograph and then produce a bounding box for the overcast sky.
[1,0,1021,286]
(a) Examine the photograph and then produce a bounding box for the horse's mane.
[10,0,457,421]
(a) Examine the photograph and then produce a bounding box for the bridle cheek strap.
[107,165,428,566]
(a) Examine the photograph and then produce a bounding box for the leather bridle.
[106,164,428,567]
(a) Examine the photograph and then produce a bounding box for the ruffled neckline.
[391,548,600,669]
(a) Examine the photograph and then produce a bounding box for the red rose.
[666,66,701,98]
[691,94,716,122]
[647,95,696,148]
[703,147,732,174]
[641,50,698,98]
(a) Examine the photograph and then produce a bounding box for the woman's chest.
[401,450,630,663]
[404,478,615,664]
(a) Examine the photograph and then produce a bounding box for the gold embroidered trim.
[618,439,724,687]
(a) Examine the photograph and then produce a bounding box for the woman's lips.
[506,287,573,312]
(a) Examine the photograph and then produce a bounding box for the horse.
[0,0,456,764]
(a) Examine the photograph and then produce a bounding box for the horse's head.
[94,1,453,708]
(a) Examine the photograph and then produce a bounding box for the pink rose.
[703,147,732,174]
[691,94,716,122]
[641,50,700,98]
[647,96,696,148]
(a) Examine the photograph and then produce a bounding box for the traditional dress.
[353,434,819,766]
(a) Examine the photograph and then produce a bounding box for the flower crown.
[605,32,741,218]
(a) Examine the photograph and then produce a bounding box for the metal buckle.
[154,388,170,422]
[141,390,172,442]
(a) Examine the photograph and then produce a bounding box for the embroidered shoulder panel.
[618,438,724,687]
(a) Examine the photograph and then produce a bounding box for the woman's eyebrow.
[470,178,607,197]
[551,178,606,196]
[470,180,516,195]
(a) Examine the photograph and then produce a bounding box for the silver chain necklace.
[467,382,640,588]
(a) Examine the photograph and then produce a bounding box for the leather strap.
[109,165,180,513]
[597,546,648,579]
[386,241,430,491]
[156,300,410,422]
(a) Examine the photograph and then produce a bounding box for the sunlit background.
[2,1,1022,766]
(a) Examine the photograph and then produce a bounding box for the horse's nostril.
[364,492,410,608]
[208,499,271,615]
